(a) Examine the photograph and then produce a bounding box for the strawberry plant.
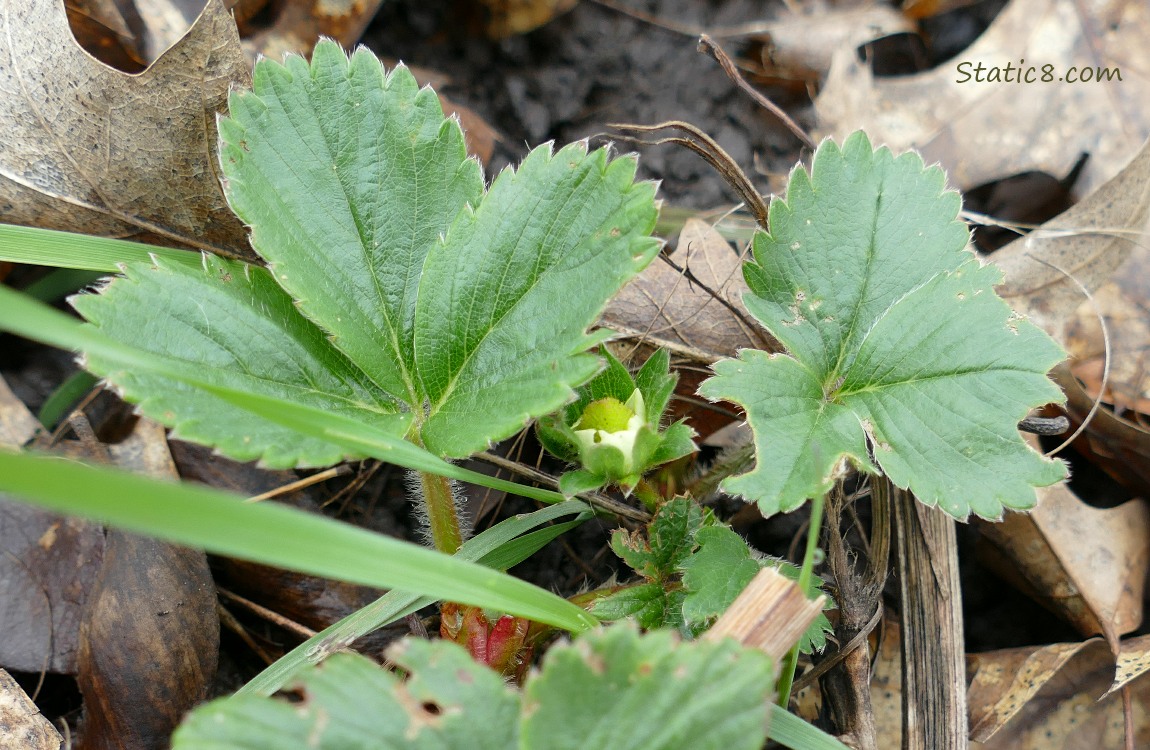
[0,37,1067,750]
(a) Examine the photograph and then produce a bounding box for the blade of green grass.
[767,704,852,750]
[240,501,592,695]
[0,223,201,271]
[0,449,597,633]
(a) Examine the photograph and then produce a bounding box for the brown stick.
[892,481,967,749]
[696,35,815,151]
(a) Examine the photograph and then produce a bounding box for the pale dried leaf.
[816,0,1150,198]
[722,2,912,78]
[969,637,1150,749]
[0,0,254,259]
[0,669,62,750]
[602,218,759,361]
[977,446,1150,652]
[967,639,1098,741]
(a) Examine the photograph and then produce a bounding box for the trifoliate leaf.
[79,42,659,470]
[173,643,519,749]
[700,132,1067,520]
[72,255,405,468]
[521,625,772,750]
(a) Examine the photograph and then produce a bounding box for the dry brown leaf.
[976,460,1150,653]
[70,419,217,750]
[994,136,1150,341]
[0,376,105,675]
[0,0,255,260]
[717,1,912,81]
[1105,634,1150,698]
[967,639,1101,741]
[239,0,386,61]
[65,0,147,72]
[0,669,63,750]
[969,638,1149,749]
[1063,237,1150,416]
[815,0,1150,198]
[602,217,761,362]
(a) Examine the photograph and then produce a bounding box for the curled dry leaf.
[994,136,1150,494]
[0,0,255,260]
[0,381,217,750]
[720,1,911,83]
[967,638,1107,743]
[815,0,1150,198]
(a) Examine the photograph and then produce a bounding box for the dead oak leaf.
[0,0,255,260]
[815,0,1150,197]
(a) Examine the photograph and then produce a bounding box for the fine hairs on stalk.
[405,469,473,545]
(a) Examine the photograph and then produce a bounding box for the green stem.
[419,469,464,554]
[776,488,826,708]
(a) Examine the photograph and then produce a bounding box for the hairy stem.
[418,469,464,554]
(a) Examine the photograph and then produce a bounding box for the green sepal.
[634,348,677,424]
[558,469,608,498]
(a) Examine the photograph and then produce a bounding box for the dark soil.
[366,0,806,209]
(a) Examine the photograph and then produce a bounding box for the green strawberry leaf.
[700,132,1067,520]
[521,625,773,750]
[679,525,761,625]
[72,255,404,468]
[177,627,774,750]
[610,496,704,580]
[174,643,518,749]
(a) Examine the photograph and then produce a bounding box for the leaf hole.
[421,701,443,716]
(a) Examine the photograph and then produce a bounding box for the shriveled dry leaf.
[602,218,761,362]
[816,0,1150,198]
[0,0,255,260]
[976,451,1150,653]
[0,669,63,750]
